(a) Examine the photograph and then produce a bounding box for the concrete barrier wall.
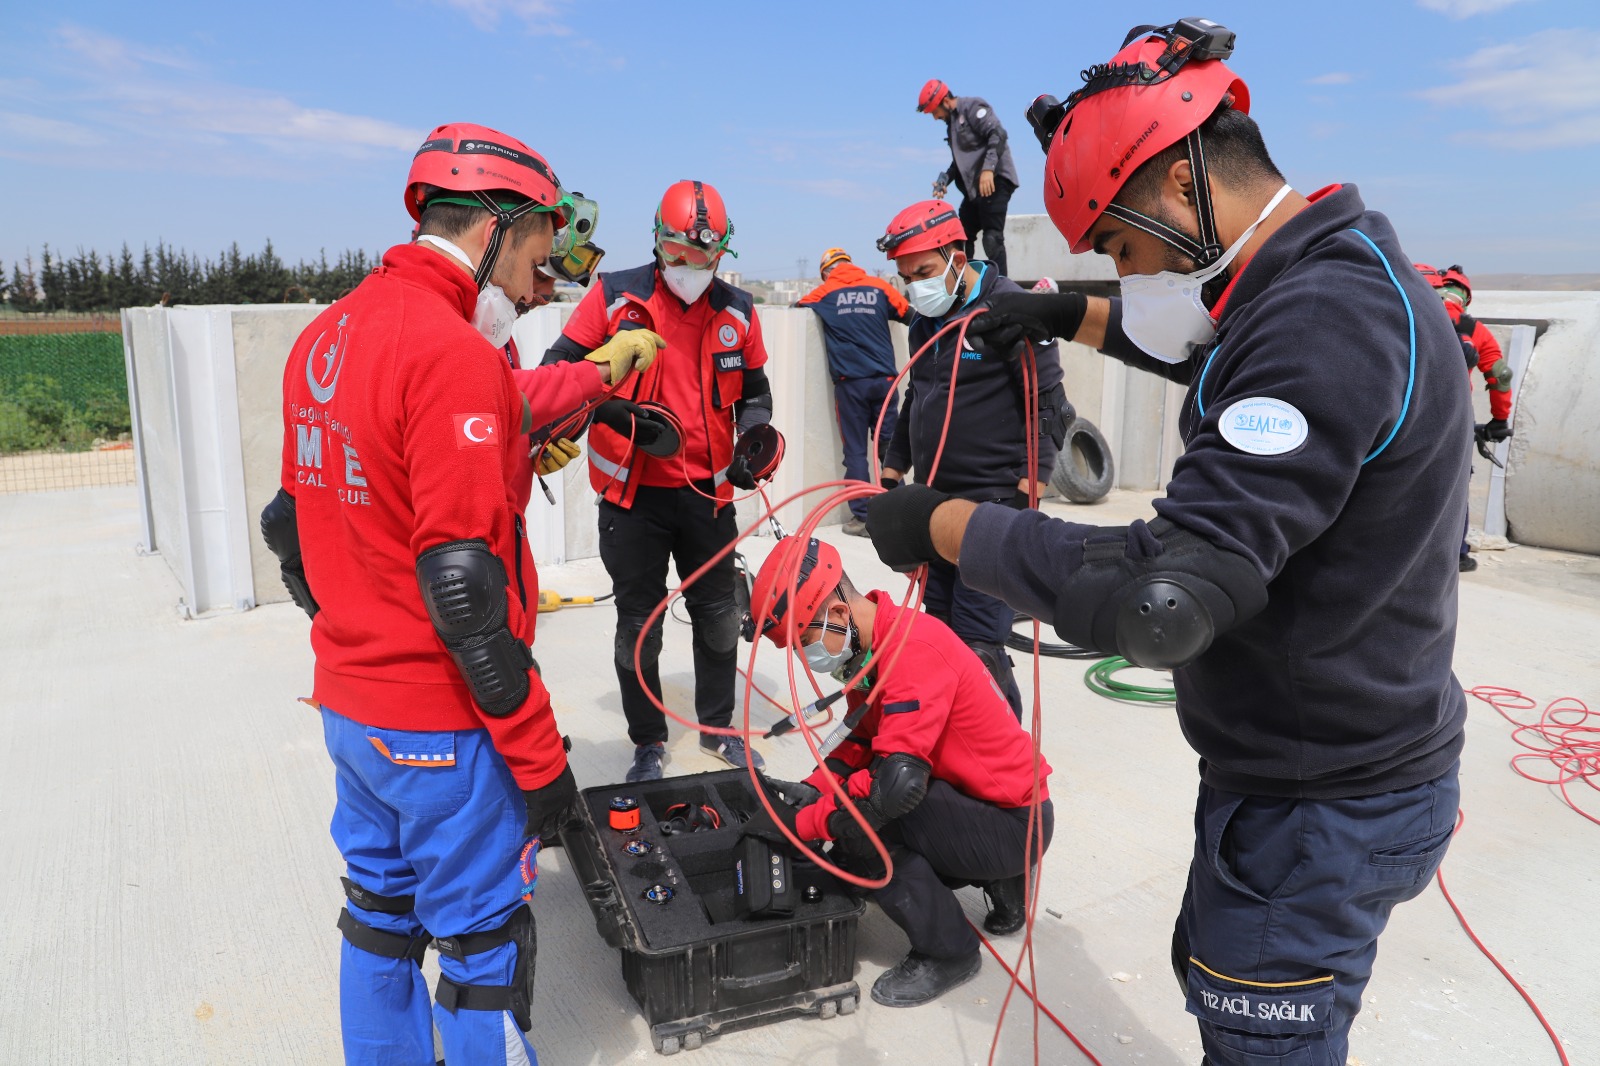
[124,290,1599,614]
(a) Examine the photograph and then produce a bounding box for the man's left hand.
[535,438,581,476]
[740,796,804,847]
[727,454,757,490]
[865,484,951,572]
[978,170,996,197]
[522,764,578,844]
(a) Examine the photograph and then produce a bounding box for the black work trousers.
[859,780,1053,959]
[958,179,1015,277]
[597,485,739,746]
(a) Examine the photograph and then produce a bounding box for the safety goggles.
[539,241,605,284]
[655,221,735,269]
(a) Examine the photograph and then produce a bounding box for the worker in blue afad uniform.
[865,21,1468,1066]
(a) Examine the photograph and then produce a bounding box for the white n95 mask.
[1119,184,1292,363]
[662,263,715,304]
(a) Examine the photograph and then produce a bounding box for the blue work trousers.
[322,706,539,1066]
[833,376,899,519]
[1174,763,1460,1065]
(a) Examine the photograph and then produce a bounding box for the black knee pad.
[689,596,741,659]
[337,907,430,966]
[615,620,663,673]
[435,906,537,1033]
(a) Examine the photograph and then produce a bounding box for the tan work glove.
[585,329,665,385]
[536,437,581,476]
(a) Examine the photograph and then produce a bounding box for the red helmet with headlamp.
[1025,19,1249,260]
[655,180,736,268]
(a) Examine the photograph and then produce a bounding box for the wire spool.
[734,424,785,482]
[633,400,684,458]
[1083,656,1177,703]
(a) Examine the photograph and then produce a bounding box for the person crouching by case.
[740,535,1053,1008]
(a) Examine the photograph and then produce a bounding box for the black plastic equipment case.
[560,769,864,1055]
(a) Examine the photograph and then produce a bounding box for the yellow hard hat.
[819,247,851,274]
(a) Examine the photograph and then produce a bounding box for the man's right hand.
[592,399,666,449]
[585,329,665,385]
[964,291,1089,349]
[880,469,903,490]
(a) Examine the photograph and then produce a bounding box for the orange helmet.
[819,247,852,274]
[877,200,965,260]
[748,537,842,649]
[1029,19,1248,259]
[917,79,951,113]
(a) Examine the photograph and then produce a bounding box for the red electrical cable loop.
[1468,686,1600,825]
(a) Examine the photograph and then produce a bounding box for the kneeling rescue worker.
[261,123,579,1065]
[867,20,1469,1063]
[541,180,776,783]
[741,535,1053,1008]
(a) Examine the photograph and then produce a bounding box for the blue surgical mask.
[905,255,960,317]
[802,618,855,675]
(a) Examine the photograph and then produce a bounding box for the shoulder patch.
[882,700,921,715]
[1217,396,1308,456]
[975,107,987,119]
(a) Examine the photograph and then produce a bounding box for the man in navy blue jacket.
[876,200,1071,720]
[866,23,1468,1066]
[798,247,911,536]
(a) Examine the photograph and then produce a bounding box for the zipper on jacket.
[512,514,528,608]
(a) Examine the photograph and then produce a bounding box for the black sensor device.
[734,836,797,919]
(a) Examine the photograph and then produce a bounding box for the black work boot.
[982,874,1028,935]
[870,949,982,1007]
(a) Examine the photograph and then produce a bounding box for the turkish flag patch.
[453,413,500,448]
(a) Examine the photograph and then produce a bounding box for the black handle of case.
[717,961,802,990]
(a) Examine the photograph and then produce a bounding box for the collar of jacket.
[798,262,873,303]
[384,242,479,321]
[1213,183,1361,328]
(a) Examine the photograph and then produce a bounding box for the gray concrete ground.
[3,485,1596,1066]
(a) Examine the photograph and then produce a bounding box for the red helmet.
[878,200,966,260]
[1036,20,1249,256]
[917,79,951,114]
[748,536,842,649]
[404,122,570,227]
[655,180,735,267]
[1415,263,1472,303]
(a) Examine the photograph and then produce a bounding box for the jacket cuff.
[795,797,835,842]
[957,501,1022,590]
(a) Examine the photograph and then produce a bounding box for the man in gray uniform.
[917,78,1020,276]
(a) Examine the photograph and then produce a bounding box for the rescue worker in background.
[797,247,910,537]
[740,536,1052,1007]
[1416,262,1514,572]
[260,123,592,1066]
[876,200,1070,720]
[541,180,773,783]
[867,21,1468,1065]
[918,79,1020,276]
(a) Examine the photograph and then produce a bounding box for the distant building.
[716,270,743,289]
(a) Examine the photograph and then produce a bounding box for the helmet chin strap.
[1100,126,1224,269]
[469,190,541,291]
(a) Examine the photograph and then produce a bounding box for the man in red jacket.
[1415,263,1513,571]
[740,536,1053,1008]
[541,180,775,783]
[259,123,657,1066]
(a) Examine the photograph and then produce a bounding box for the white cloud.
[431,0,571,34]
[27,25,421,169]
[1420,28,1600,148]
[1416,0,1531,17]
[0,110,102,147]
[1306,72,1354,86]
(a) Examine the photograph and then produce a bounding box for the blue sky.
[2,0,1598,282]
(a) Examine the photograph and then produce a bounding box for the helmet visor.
[539,240,605,285]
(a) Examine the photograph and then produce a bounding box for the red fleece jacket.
[795,591,1051,841]
[279,243,566,789]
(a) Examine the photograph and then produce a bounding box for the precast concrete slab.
[2,486,1596,1065]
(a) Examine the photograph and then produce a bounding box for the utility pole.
[797,256,808,283]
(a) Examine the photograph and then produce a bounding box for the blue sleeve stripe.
[1347,228,1416,465]
[1194,228,1417,467]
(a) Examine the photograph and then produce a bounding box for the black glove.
[592,399,665,449]
[726,453,757,490]
[865,484,952,573]
[1482,418,1511,442]
[879,476,901,491]
[740,795,804,847]
[758,773,821,808]
[522,763,578,844]
[962,290,1089,349]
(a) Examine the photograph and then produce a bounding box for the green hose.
[1083,656,1177,704]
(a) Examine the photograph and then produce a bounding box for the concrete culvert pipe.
[1052,417,1115,503]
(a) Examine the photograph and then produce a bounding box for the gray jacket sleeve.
[967,101,1009,174]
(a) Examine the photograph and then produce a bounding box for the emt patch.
[1185,957,1335,1036]
[453,413,499,448]
[1217,396,1308,456]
